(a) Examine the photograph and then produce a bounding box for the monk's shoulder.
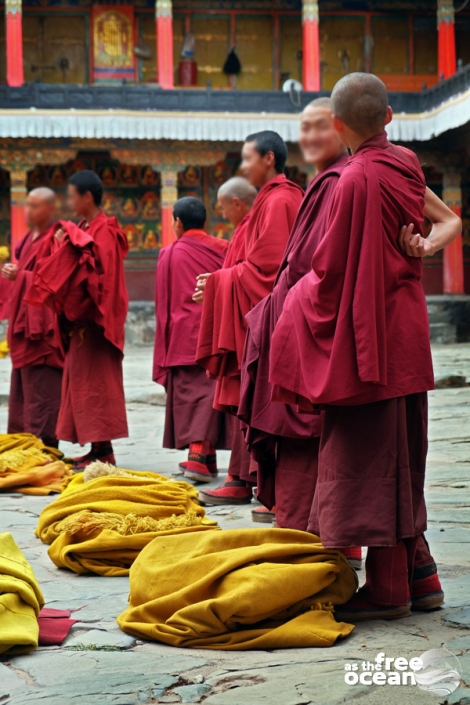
[334,160,367,200]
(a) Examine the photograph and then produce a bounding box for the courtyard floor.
[1,344,470,705]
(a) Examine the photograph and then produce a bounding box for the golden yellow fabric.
[36,470,218,576]
[0,532,44,655]
[118,528,357,650]
[0,339,9,358]
[0,433,72,495]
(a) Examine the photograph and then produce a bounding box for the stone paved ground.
[1,345,470,705]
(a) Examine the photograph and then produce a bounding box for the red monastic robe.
[269,132,434,547]
[0,278,12,320]
[27,211,129,445]
[153,229,230,450]
[197,175,304,413]
[7,226,64,441]
[238,154,348,518]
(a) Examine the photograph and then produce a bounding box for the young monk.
[27,171,129,468]
[269,73,461,621]
[153,197,230,482]
[4,188,63,447]
[237,100,355,540]
[196,131,304,505]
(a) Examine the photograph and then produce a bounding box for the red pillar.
[156,0,174,89]
[159,169,178,248]
[6,0,24,87]
[302,0,320,91]
[442,171,465,295]
[437,0,457,79]
[10,168,27,262]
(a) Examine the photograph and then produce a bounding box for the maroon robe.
[270,132,433,547]
[197,175,304,414]
[153,229,230,450]
[27,211,129,445]
[7,226,64,441]
[238,155,347,520]
[0,277,12,321]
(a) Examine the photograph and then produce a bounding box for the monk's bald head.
[305,97,332,111]
[28,187,56,205]
[331,73,389,137]
[218,177,257,207]
[26,187,56,230]
[218,177,257,228]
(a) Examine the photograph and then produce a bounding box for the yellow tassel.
[59,509,204,537]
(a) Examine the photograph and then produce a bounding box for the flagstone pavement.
[1,344,470,705]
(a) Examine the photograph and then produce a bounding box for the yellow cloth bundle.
[0,433,73,495]
[36,469,218,576]
[0,533,44,655]
[117,528,357,650]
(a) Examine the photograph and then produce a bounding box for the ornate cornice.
[302,0,318,24]
[5,0,22,16]
[437,1,455,25]
[156,0,172,20]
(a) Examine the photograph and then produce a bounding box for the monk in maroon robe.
[237,100,353,537]
[154,197,231,482]
[4,188,63,446]
[27,171,128,468]
[0,248,12,321]
[196,131,303,505]
[270,74,461,621]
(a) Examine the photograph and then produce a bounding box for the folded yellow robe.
[36,470,218,576]
[0,433,73,495]
[0,533,44,655]
[118,528,357,650]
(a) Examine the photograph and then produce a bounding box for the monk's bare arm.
[399,187,462,258]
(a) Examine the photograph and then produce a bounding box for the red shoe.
[411,564,445,611]
[74,445,116,470]
[335,588,411,623]
[252,506,276,523]
[198,477,253,505]
[182,460,216,483]
[340,547,363,571]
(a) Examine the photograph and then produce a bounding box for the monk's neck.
[31,221,53,241]
[257,169,279,189]
[315,150,347,174]
[82,206,102,227]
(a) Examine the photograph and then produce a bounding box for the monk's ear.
[384,106,393,126]
[333,115,344,134]
[265,151,276,169]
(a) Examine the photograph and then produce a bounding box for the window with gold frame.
[371,16,409,75]
[320,16,365,91]
[235,15,274,90]
[280,15,302,85]
[191,15,230,88]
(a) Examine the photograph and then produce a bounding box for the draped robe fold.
[153,229,230,450]
[8,227,64,440]
[238,155,347,519]
[26,211,129,445]
[269,133,434,546]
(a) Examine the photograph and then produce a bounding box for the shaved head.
[331,73,389,136]
[218,177,257,206]
[305,97,332,111]
[28,187,56,204]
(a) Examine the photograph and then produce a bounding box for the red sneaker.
[73,446,116,470]
[411,565,445,611]
[251,506,276,523]
[334,588,411,623]
[182,460,215,483]
[198,477,253,505]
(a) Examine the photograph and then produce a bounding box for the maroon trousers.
[275,437,319,531]
[228,417,254,482]
[163,365,230,451]
[309,393,428,548]
[57,323,128,446]
[8,364,62,443]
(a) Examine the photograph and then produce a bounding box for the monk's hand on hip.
[55,227,65,243]
[195,273,211,291]
[399,224,434,258]
[1,263,18,281]
[192,289,204,304]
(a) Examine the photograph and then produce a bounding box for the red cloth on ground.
[56,322,128,445]
[163,365,230,450]
[153,229,229,387]
[269,132,434,408]
[308,392,428,547]
[197,175,304,412]
[38,608,77,646]
[238,156,347,510]
[26,211,129,355]
[8,365,62,440]
[0,277,12,320]
[9,227,63,370]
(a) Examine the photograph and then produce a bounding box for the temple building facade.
[0,0,469,301]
